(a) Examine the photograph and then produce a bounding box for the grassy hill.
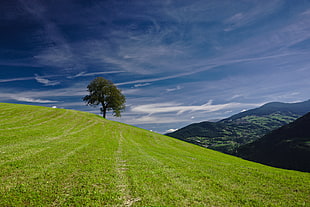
[0,103,309,206]
[237,112,310,172]
[167,100,310,154]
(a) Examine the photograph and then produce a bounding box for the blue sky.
[1,0,310,133]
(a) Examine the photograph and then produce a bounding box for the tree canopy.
[83,77,126,118]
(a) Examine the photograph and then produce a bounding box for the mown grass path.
[0,103,309,206]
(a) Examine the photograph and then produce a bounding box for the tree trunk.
[102,106,107,118]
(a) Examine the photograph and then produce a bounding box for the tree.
[83,77,126,118]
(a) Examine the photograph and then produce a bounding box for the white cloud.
[224,0,283,31]
[127,115,186,124]
[115,69,202,86]
[0,82,88,104]
[166,85,182,92]
[164,128,178,134]
[13,97,58,103]
[68,71,125,79]
[35,74,60,86]
[0,74,62,85]
[131,101,260,115]
[230,94,243,100]
[134,83,152,88]
[0,76,34,83]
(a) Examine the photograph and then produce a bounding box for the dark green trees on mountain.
[83,77,126,118]
[236,112,310,172]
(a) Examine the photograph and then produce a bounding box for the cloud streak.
[68,71,125,78]
[35,74,60,86]
[224,0,283,31]
[13,97,58,103]
[0,77,34,83]
[131,101,261,115]
[130,115,186,124]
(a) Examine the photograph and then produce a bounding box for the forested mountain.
[166,100,310,154]
[236,112,310,172]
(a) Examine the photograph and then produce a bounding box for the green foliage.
[0,103,309,206]
[83,77,126,118]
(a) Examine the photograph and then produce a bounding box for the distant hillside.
[222,100,310,121]
[236,112,310,172]
[167,100,310,154]
[2,103,309,206]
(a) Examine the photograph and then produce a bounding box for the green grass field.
[0,103,309,206]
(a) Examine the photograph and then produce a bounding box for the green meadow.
[0,103,309,206]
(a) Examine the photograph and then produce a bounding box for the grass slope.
[0,103,309,206]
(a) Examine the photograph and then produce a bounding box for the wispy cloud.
[18,0,83,72]
[0,74,62,85]
[0,76,34,83]
[34,45,82,71]
[131,101,261,115]
[134,83,152,88]
[164,128,178,134]
[0,82,88,103]
[115,68,207,86]
[13,97,58,103]
[115,50,301,87]
[132,115,185,124]
[68,71,125,79]
[166,85,182,92]
[35,74,60,86]
[224,0,283,31]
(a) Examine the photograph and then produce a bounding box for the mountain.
[1,103,309,206]
[236,112,310,172]
[222,100,310,121]
[166,100,310,154]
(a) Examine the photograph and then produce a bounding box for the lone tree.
[83,77,126,118]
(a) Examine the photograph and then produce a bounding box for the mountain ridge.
[167,100,310,154]
[221,100,310,122]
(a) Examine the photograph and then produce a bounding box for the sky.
[1,0,310,134]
